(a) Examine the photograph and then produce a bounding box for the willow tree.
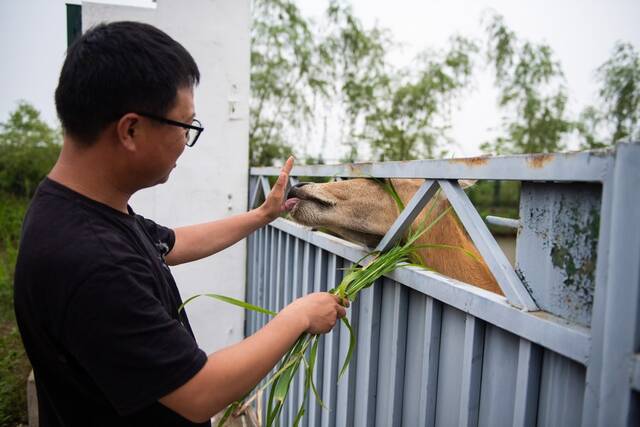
[250,0,477,164]
[362,36,478,160]
[577,42,640,148]
[250,0,328,166]
[481,13,573,155]
[314,1,393,162]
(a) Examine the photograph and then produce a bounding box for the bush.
[0,101,57,426]
[0,193,30,427]
[0,101,61,198]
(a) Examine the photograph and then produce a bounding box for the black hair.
[55,21,200,145]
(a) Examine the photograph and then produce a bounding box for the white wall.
[81,0,250,353]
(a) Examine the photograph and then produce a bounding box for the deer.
[285,178,502,295]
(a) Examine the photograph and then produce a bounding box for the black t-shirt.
[14,178,210,427]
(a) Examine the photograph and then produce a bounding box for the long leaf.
[338,316,356,380]
[179,293,277,316]
[217,401,239,427]
[304,337,326,409]
[412,243,482,262]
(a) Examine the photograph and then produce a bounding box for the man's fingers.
[283,156,294,175]
[272,156,294,193]
[336,305,347,319]
[335,295,350,307]
[274,172,288,192]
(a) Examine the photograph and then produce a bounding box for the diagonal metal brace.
[249,176,273,209]
[249,175,263,209]
[375,180,440,253]
[438,179,538,311]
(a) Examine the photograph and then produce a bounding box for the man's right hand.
[159,291,348,422]
[281,292,348,335]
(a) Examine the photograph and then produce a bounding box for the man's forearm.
[202,310,308,412]
[165,207,272,265]
[159,309,309,422]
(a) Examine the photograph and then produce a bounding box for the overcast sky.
[1,0,638,158]
[296,0,640,158]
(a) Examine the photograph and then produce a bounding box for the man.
[14,21,347,426]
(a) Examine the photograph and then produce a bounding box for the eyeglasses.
[137,112,204,147]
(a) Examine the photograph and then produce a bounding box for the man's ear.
[116,113,140,151]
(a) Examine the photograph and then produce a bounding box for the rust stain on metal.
[527,153,555,168]
[449,156,489,167]
[348,162,372,177]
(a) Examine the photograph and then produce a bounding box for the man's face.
[136,87,195,187]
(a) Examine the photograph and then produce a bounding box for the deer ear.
[457,179,477,189]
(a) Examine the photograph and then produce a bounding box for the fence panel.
[243,143,639,426]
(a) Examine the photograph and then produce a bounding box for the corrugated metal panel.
[353,278,382,426]
[435,305,466,426]
[335,262,358,427]
[537,350,585,426]
[401,292,441,427]
[513,339,542,427]
[320,255,340,427]
[375,279,408,427]
[478,326,519,427]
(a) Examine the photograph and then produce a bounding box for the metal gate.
[244,142,640,427]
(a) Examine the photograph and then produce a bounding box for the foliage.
[481,13,573,155]
[0,101,61,198]
[0,195,27,321]
[0,193,30,427]
[317,1,393,162]
[362,36,478,160]
[250,0,479,164]
[250,0,325,166]
[0,101,54,426]
[0,321,30,427]
[578,42,640,148]
[251,3,639,162]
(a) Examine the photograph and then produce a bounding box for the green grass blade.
[372,177,405,212]
[338,317,355,380]
[384,178,405,211]
[178,293,277,316]
[411,243,482,262]
[405,206,453,247]
[306,336,326,409]
[292,347,315,427]
[266,373,277,427]
[217,401,239,427]
[411,187,442,236]
[273,360,300,402]
[293,404,306,427]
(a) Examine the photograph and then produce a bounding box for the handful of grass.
[180,182,472,426]
[180,242,422,426]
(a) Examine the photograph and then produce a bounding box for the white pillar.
[83,0,251,353]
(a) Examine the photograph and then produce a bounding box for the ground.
[0,195,30,426]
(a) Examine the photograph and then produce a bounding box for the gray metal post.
[595,142,640,425]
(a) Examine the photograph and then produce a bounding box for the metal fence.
[244,142,640,427]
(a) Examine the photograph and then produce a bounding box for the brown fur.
[287,179,502,295]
